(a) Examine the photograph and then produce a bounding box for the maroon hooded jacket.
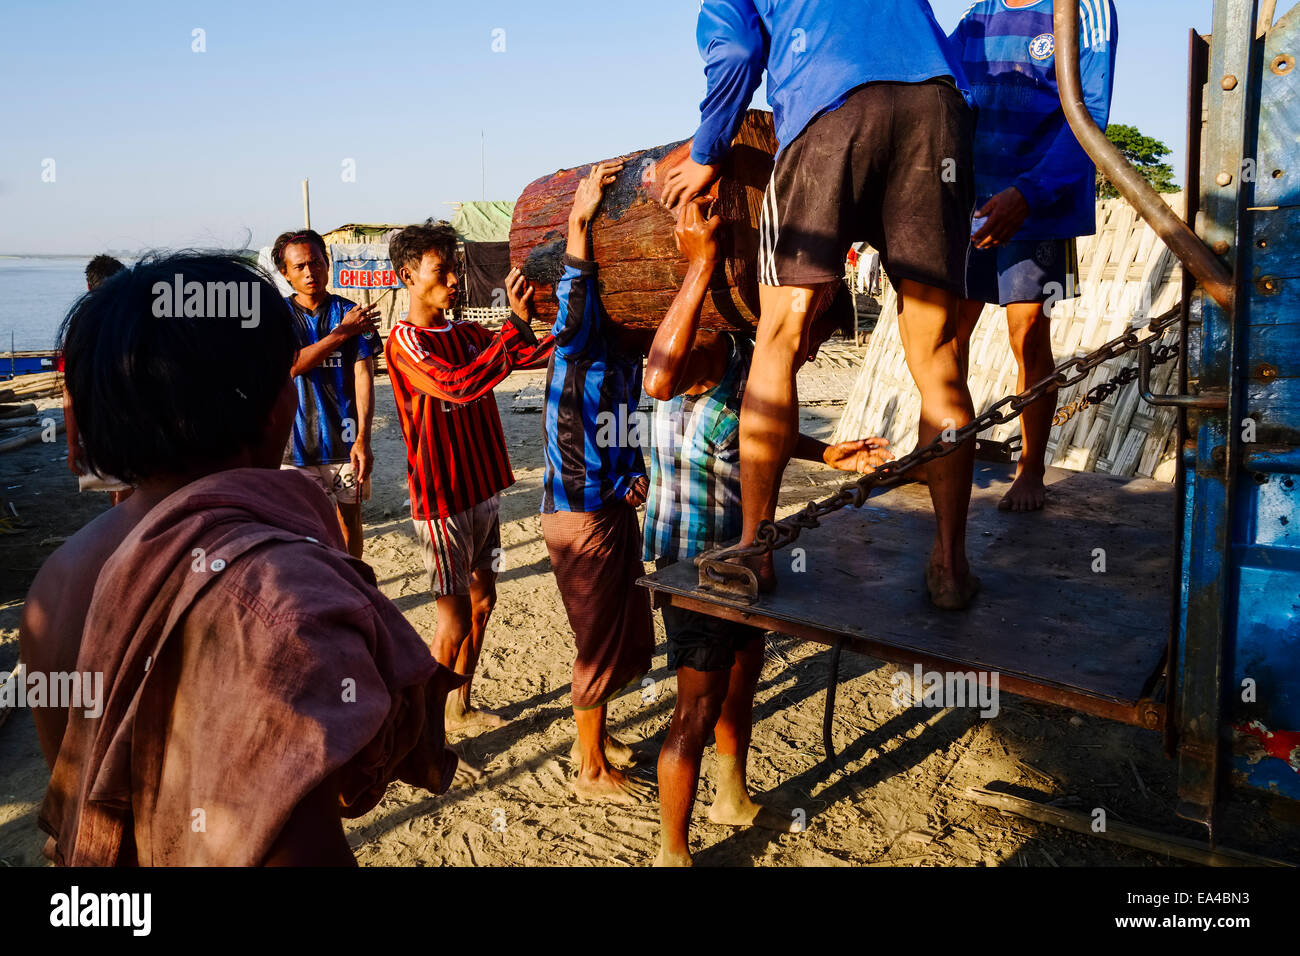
[41,468,453,866]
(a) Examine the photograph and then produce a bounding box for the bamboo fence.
[832,195,1186,482]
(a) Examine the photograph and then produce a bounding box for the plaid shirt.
[644,334,752,562]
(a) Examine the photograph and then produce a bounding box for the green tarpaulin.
[450,201,515,243]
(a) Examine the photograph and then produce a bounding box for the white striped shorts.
[412,495,501,599]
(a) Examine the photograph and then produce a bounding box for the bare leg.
[445,568,507,731]
[655,668,729,866]
[431,593,485,784]
[706,635,797,831]
[954,298,986,382]
[1000,301,1055,512]
[914,298,986,487]
[337,502,363,559]
[738,282,838,589]
[572,703,653,804]
[896,278,979,610]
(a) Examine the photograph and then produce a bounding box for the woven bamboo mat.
[832,196,1186,482]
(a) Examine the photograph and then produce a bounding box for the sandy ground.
[2,353,1298,867]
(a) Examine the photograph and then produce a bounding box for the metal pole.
[1054,3,1235,312]
[302,178,311,230]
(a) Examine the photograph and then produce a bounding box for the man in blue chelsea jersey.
[951,0,1117,512]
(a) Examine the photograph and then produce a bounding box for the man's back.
[692,0,968,164]
[19,502,150,767]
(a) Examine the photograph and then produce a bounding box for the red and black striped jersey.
[385,315,553,519]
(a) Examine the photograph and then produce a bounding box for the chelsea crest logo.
[1029,33,1056,60]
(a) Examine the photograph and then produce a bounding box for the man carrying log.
[662,0,981,609]
[273,229,381,558]
[950,0,1118,511]
[22,253,462,865]
[645,199,892,865]
[540,162,659,804]
[386,221,554,777]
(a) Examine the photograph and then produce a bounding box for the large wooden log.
[510,110,777,331]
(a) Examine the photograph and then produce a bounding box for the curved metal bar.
[1054,3,1236,312]
[1139,342,1228,409]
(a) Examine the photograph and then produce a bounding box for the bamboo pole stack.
[832,195,1186,482]
[0,371,63,403]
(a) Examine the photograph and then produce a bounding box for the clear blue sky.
[0,0,1214,255]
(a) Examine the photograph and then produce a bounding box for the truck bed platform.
[639,463,1173,729]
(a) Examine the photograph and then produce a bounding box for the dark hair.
[389,219,458,283]
[58,253,296,484]
[271,229,328,273]
[85,254,125,290]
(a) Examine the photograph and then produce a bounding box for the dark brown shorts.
[542,504,654,710]
[758,79,976,296]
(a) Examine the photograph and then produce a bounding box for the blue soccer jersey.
[950,0,1118,239]
[284,294,375,467]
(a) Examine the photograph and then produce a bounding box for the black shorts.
[758,79,976,296]
[656,558,764,672]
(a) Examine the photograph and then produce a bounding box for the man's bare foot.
[926,563,981,611]
[568,734,650,769]
[707,794,802,831]
[445,701,508,733]
[571,766,654,805]
[998,469,1046,512]
[654,847,693,867]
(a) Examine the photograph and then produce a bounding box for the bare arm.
[791,433,830,463]
[350,357,374,485]
[793,435,894,473]
[290,301,380,377]
[645,198,721,400]
[566,161,624,261]
[291,330,348,378]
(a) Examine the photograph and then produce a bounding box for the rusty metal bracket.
[975,435,1024,464]
[695,554,760,604]
[1139,342,1229,409]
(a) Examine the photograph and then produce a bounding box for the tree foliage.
[1097,124,1180,198]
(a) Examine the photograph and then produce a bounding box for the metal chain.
[697,306,1185,591]
[1054,340,1182,425]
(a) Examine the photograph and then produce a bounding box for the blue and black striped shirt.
[541,256,647,514]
